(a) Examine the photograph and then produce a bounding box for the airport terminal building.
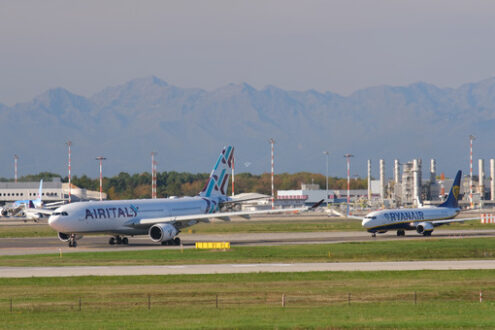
[0,178,105,205]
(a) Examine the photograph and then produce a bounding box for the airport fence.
[0,289,492,313]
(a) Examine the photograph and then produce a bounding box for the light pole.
[323,151,329,208]
[269,138,275,209]
[344,154,354,217]
[151,152,157,199]
[14,155,18,183]
[469,135,475,208]
[96,156,106,201]
[66,141,72,203]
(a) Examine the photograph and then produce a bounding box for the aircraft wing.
[431,217,480,226]
[130,206,310,228]
[24,207,55,216]
[327,208,363,220]
[346,215,364,220]
[43,201,67,209]
[221,193,270,205]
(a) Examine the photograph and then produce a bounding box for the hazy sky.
[1,0,495,105]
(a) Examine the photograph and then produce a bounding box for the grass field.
[1,237,495,267]
[0,217,492,238]
[1,271,495,328]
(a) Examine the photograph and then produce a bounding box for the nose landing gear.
[68,234,77,248]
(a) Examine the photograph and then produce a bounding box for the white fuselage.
[361,206,460,233]
[48,196,221,235]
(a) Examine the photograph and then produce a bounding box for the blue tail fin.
[438,170,462,208]
[37,179,43,201]
[199,146,234,198]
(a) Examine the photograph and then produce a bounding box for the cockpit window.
[52,212,68,216]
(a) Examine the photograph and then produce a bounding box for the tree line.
[1,171,367,200]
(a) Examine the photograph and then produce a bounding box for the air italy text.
[85,207,137,219]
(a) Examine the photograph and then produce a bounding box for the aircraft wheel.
[397,230,405,236]
[161,240,169,246]
[109,237,115,245]
[116,236,122,244]
[122,237,128,245]
[72,241,77,248]
[174,237,181,246]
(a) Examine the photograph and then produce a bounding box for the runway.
[0,229,494,255]
[1,259,495,277]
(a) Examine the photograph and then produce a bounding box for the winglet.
[309,199,324,210]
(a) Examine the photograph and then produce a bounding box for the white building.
[277,183,375,206]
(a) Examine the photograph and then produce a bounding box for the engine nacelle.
[149,223,178,242]
[57,232,83,242]
[416,222,434,234]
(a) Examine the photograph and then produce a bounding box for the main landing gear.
[161,237,181,246]
[397,230,406,237]
[68,234,77,248]
[109,236,128,245]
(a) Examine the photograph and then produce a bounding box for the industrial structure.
[277,157,495,210]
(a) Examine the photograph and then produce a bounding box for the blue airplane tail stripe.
[200,146,234,198]
[438,170,462,208]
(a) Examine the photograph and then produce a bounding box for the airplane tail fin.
[37,179,43,201]
[199,146,234,198]
[438,170,462,208]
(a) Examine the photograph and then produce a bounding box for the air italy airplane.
[48,146,317,247]
[360,170,479,237]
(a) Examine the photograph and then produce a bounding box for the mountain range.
[1,76,495,179]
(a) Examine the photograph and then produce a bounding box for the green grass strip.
[1,270,495,328]
[1,237,495,267]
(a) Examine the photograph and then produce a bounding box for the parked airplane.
[360,170,479,237]
[0,180,44,217]
[48,146,318,247]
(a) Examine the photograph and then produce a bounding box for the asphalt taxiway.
[1,229,495,256]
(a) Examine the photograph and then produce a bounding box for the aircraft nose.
[48,215,60,229]
[362,218,371,228]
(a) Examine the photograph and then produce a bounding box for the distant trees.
[0,171,367,200]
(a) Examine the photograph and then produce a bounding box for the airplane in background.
[0,180,44,217]
[358,170,479,237]
[48,146,320,247]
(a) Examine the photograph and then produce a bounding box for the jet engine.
[416,222,434,235]
[148,223,178,243]
[26,212,42,221]
[57,232,83,242]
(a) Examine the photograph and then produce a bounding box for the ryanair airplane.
[48,146,314,247]
[361,170,479,237]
